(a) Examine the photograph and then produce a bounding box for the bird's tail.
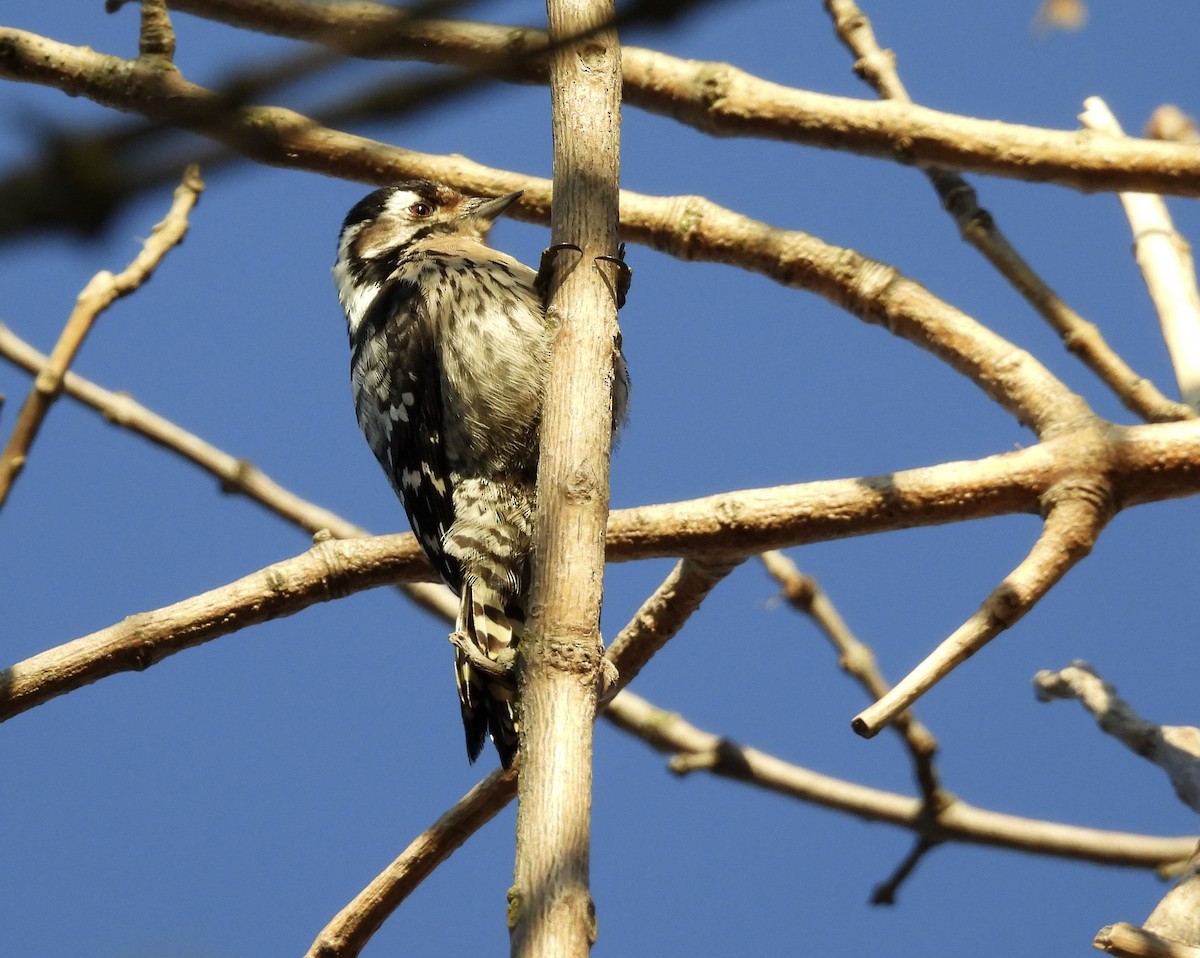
[454,580,522,768]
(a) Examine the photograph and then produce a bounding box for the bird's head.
[333,181,523,333]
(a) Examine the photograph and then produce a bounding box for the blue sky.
[2,2,1199,956]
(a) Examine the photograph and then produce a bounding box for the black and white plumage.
[333,180,628,767]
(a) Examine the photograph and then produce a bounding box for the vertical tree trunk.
[509,1,623,956]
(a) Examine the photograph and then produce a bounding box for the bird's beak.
[466,191,523,224]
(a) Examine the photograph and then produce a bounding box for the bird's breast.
[417,254,550,474]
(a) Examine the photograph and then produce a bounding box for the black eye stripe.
[341,181,445,233]
[341,188,392,233]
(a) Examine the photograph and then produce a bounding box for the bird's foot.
[595,243,631,308]
[448,631,517,689]
[535,242,583,302]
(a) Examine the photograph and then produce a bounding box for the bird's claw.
[535,243,584,302]
[536,243,631,309]
[595,243,631,309]
[449,631,518,689]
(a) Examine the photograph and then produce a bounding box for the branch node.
[220,458,256,495]
[668,737,750,778]
[668,749,718,776]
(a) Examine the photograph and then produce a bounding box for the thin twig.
[1081,97,1200,412]
[1035,661,1200,812]
[133,0,176,60]
[304,767,518,958]
[605,558,739,690]
[0,0,701,242]
[7,5,1199,251]
[0,165,202,510]
[0,323,354,533]
[306,555,739,956]
[821,0,1190,424]
[853,486,1112,737]
[7,308,1200,568]
[869,837,940,905]
[0,531,1191,958]
[605,689,1196,869]
[759,551,940,803]
[760,549,945,901]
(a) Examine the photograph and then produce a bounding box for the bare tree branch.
[0,26,1112,438]
[761,549,945,902]
[759,551,941,803]
[7,417,1200,728]
[870,837,939,906]
[1035,662,1200,813]
[129,0,177,60]
[853,485,1112,737]
[305,767,519,958]
[0,165,202,510]
[306,553,740,956]
[0,0,703,242]
[511,0,623,952]
[112,1,1200,196]
[605,558,739,689]
[1081,97,1200,413]
[821,0,1191,425]
[3,7,1199,951]
[606,689,1195,868]
[0,323,355,535]
[0,531,430,724]
[604,420,1200,561]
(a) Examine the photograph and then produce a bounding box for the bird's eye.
[409,202,433,218]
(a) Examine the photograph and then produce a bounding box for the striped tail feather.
[454,579,522,767]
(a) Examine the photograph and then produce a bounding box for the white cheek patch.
[350,190,428,259]
[384,190,425,219]
[333,230,382,336]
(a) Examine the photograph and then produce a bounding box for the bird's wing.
[352,278,463,591]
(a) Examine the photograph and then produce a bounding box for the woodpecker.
[333,180,628,767]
